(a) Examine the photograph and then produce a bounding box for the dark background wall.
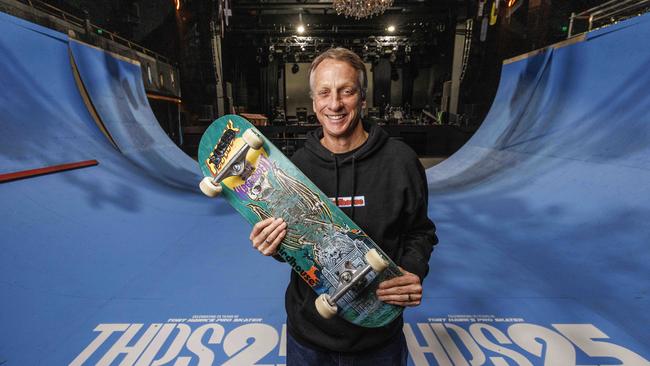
[33,0,616,156]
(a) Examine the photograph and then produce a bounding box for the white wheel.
[315,294,338,319]
[242,129,263,150]
[365,248,389,273]
[199,177,222,197]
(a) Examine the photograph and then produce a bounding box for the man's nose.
[327,93,343,110]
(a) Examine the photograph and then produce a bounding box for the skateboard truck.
[315,248,390,319]
[200,129,263,197]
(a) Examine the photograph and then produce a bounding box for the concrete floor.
[419,156,447,169]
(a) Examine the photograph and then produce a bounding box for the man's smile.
[324,113,347,121]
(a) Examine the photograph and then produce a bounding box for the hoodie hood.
[302,122,389,165]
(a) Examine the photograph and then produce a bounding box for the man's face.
[311,59,366,139]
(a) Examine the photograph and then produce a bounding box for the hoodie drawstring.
[334,155,339,208]
[333,154,358,219]
[351,156,358,218]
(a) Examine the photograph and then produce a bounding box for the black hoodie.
[285,122,438,353]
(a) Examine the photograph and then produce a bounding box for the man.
[249,48,437,365]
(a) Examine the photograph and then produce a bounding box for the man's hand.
[376,267,423,307]
[249,217,287,256]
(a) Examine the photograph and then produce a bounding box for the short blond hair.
[308,47,367,99]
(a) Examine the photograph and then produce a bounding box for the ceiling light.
[297,25,305,34]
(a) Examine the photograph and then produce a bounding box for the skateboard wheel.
[315,294,338,319]
[365,248,389,273]
[243,129,263,150]
[199,177,222,197]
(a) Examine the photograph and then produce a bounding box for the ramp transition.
[422,10,650,366]
[69,40,201,189]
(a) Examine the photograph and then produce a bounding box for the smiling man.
[310,55,368,153]
[249,48,438,365]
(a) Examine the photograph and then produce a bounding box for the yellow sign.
[490,1,498,26]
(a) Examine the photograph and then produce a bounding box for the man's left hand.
[376,267,423,307]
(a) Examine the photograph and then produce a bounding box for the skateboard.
[197,114,403,328]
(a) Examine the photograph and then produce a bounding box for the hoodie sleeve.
[397,158,438,281]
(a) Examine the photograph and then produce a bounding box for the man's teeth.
[327,115,345,120]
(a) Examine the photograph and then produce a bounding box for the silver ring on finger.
[264,239,271,244]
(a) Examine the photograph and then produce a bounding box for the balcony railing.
[11,0,173,64]
[568,0,650,38]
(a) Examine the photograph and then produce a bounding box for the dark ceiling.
[228,0,458,34]
[223,0,461,65]
[39,0,616,65]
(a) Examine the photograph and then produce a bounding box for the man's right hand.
[249,217,287,256]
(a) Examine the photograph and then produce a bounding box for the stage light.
[297,13,305,34]
[387,25,396,33]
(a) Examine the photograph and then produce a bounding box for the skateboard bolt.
[232,162,243,174]
[341,271,352,283]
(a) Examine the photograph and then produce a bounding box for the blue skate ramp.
[418,12,650,366]
[0,11,288,366]
[69,40,201,189]
[0,16,104,175]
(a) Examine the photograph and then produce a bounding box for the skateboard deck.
[198,114,403,328]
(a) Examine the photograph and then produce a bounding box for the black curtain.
[260,58,279,116]
[402,61,417,107]
[372,59,391,113]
